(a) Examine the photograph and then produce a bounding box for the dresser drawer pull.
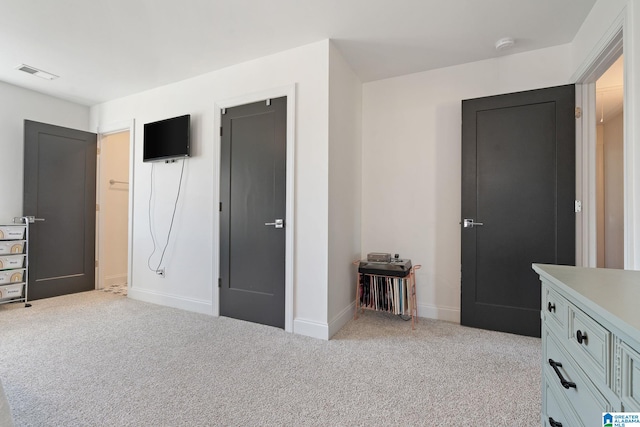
[548,417,563,427]
[548,302,556,312]
[576,330,588,344]
[548,359,576,389]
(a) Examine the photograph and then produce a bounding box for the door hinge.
[221,108,226,115]
[575,107,582,119]
[220,127,223,136]
[575,200,582,213]
[266,98,271,106]
[96,204,100,212]
[95,260,99,268]
[218,278,221,288]
[96,147,101,155]
[219,202,222,212]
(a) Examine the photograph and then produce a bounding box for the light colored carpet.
[0,291,541,426]
[100,282,128,296]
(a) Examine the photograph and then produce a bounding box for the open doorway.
[97,130,130,295]
[595,55,624,268]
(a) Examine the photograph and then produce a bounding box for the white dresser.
[533,264,640,427]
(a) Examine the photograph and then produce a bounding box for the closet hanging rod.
[109,179,129,185]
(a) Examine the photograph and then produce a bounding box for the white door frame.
[95,119,136,292]
[572,8,636,269]
[213,84,296,333]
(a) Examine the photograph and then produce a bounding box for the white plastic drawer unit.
[0,254,25,270]
[0,268,25,285]
[0,225,25,240]
[0,240,25,255]
[0,283,24,301]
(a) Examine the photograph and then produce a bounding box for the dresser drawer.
[543,284,568,336]
[568,305,611,386]
[544,377,582,426]
[544,328,612,426]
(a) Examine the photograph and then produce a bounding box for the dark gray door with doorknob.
[461,85,575,337]
[23,120,97,300]
[219,97,286,328]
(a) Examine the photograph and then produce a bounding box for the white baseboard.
[328,300,356,339]
[128,288,214,316]
[293,318,329,340]
[416,303,460,323]
[342,300,460,325]
[104,274,127,287]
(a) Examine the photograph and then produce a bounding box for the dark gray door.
[220,97,286,328]
[24,120,97,300]
[461,85,575,337]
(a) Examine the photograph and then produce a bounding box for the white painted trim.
[575,86,584,267]
[128,288,213,315]
[328,301,356,338]
[293,318,329,340]
[577,83,598,267]
[572,9,635,269]
[416,303,460,324]
[96,120,135,295]
[214,84,296,333]
[571,11,625,84]
[97,120,135,136]
[623,3,638,269]
[95,132,103,289]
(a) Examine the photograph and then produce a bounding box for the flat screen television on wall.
[143,114,191,162]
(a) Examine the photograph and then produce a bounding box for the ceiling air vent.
[18,65,38,74]
[15,64,59,80]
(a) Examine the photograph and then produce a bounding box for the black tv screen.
[143,115,191,162]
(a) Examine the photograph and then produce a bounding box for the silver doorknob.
[265,219,284,229]
[463,218,483,228]
[14,216,45,224]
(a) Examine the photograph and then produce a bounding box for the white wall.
[361,45,573,322]
[597,113,625,269]
[571,0,627,74]
[0,81,89,223]
[99,131,129,287]
[327,43,362,338]
[90,40,331,338]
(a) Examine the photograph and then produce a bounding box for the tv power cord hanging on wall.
[147,159,186,277]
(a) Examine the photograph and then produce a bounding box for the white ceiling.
[0,0,596,106]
